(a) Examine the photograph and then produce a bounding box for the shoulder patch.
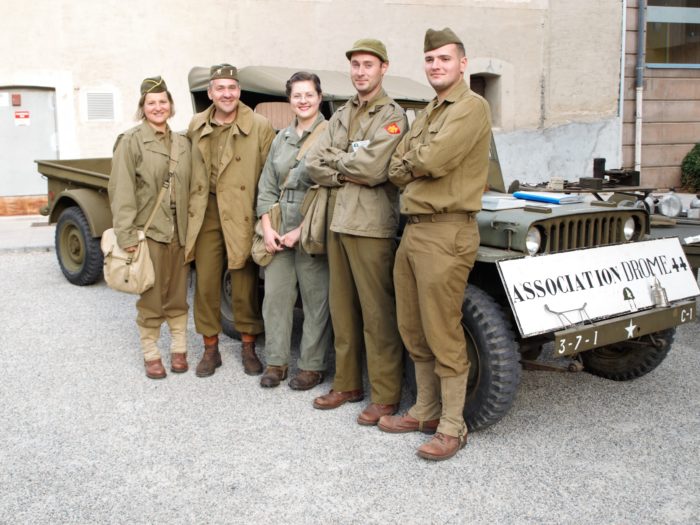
[385,122,401,135]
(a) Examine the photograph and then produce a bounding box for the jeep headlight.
[623,217,635,240]
[658,194,682,218]
[525,227,541,255]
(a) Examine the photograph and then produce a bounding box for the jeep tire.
[580,328,675,381]
[405,285,521,432]
[55,206,103,286]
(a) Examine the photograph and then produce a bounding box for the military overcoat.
[185,103,275,269]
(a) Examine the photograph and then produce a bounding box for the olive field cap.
[140,76,167,95]
[210,63,239,81]
[424,27,463,52]
[345,38,389,63]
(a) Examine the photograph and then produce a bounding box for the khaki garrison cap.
[140,76,167,95]
[210,63,239,81]
[345,38,389,63]
[424,27,463,52]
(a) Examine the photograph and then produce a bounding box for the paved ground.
[0,215,54,252]
[0,236,699,523]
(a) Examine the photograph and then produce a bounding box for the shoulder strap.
[296,120,328,161]
[276,120,328,203]
[143,133,180,234]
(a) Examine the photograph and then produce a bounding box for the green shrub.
[681,143,700,191]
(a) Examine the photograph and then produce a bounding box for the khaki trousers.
[262,248,332,371]
[193,194,263,337]
[136,235,188,329]
[394,219,479,437]
[327,209,403,403]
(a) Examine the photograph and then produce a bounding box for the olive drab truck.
[37,65,700,432]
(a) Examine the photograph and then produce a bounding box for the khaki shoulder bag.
[101,138,179,294]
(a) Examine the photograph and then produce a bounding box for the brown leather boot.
[260,365,288,388]
[196,336,222,378]
[289,370,324,391]
[144,358,167,379]
[416,432,467,461]
[241,340,263,376]
[170,352,188,373]
[357,403,398,426]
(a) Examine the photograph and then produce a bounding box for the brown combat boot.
[170,352,188,373]
[357,403,398,426]
[416,432,467,461]
[260,365,288,388]
[196,335,222,378]
[289,370,324,391]
[241,337,263,376]
[144,358,167,380]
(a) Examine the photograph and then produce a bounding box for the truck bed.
[36,158,111,191]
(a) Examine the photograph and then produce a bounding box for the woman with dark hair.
[256,71,332,389]
[108,76,192,379]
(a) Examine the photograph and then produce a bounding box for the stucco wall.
[0,0,623,184]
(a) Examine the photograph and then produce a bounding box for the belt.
[406,212,475,224]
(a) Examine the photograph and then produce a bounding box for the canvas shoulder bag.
[101,138,179,294]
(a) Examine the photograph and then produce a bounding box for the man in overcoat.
[185,64,275,377]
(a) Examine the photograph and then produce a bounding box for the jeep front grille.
[538,213,643,253]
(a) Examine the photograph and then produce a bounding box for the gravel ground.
[0,250,698,525]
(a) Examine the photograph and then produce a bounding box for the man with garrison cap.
[306,39,407,424]
[381,28,492,461]
[185,64,275,378]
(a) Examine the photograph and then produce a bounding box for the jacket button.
[240,185,245,190]
[244,217,249,222]
[236,156,241,161]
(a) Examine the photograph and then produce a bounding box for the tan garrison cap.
[345,38,389,63]
[210,63,239,81]
[140,76,167,95]
[424,27,463,52]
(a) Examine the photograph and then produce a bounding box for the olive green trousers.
[394,219,478,437]
[327,224,403,404]
[193,194,263,337]
[262,248,332,371]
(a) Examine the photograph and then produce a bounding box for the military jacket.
[388,80,491,214]
[185,102,275,269]
[108,122,191,249]
[306,89,407,238]
[256,114,326,234]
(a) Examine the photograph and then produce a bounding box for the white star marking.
[625,319,638,339]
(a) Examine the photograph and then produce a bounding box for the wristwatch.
[337,174,346,183]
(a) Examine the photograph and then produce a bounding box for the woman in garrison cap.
[107,76,193,379]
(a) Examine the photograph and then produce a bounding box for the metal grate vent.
[538,212,646,253]
[86,92,114,120]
